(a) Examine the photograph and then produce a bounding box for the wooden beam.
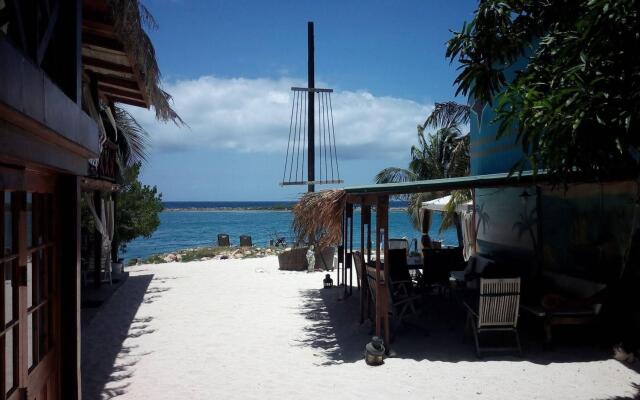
[105,96,147,109]
[36,0,61,66]
[82,16,117,38]
[98,84,145,102]
[80,177,119,192]
[83,32,125,54]
[83,56,133,75]
[95,75,141,92]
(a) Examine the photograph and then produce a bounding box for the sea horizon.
[162,200,409,211]
[125,201,455,262]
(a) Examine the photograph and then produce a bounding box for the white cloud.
[128,75,432,160]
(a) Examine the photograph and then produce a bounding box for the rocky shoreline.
[130,245,287,265]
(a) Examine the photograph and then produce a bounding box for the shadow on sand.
[82,273,162,400]
[297,286,638,369]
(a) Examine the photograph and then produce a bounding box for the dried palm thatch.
[292,190,346,249]
[107,0,183,124]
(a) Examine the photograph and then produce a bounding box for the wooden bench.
[520,271,605,346]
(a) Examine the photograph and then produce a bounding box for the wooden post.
[374,198,382,340]
[344,203,353,296]
[59,175,81,400]
[359,203,370,324]
[348,204,353,297]
[307,21,315,193]
[93,190,102,288]
[471,188,478,253]
[380,196,390,348]
[366,206,372,261]
[375,196,390,349]
[338,208,345,287]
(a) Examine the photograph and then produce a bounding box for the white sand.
[82,257,640,400]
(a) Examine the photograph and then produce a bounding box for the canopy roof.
[344,171,541,197]
[421,195,472,213]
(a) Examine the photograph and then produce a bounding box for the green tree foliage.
[115,162,164,254]
[447,0,640,182]
[376,102,470,230]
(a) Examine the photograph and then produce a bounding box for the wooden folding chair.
[464,277,522,357]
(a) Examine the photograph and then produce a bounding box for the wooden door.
[1,171,60,400]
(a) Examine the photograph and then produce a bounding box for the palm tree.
[113,106,149,168]
[98,105,151,260]
[375,101,470,230]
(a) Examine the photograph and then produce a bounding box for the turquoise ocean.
[124,201,458,261]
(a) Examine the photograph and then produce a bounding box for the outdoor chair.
[217,234,230,247]
[423,247,465,294]
[464,277,522,357]
[356,251,421,337]
[239,235,252,247]
[387,249,421,328]
[388,248,419,294]
[353,251,371,323]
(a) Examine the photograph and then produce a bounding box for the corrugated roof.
[344,171,541,195]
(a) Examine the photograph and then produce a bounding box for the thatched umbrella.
[292,189,346,250]
[107,0,183,124]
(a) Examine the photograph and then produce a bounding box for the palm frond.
[406,193,433,230]
[422,101,471,131]
[439,189,472,234]
[114,106,149,166]
[375,167,417,184]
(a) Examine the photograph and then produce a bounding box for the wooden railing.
[87,140,117,181]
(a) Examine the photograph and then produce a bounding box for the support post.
[366,206,372,261]
[348,204,354,297]
[471,188,478,253]
[344,203,353,297]
[375,196,390,349]
[307,21,315,193]
[93,190,102,288]
[59,175,81,400]
[360,203,371,324]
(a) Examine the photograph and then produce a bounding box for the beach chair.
[239,235,252,247]
[464,277,522,357]
[217,234,230,247]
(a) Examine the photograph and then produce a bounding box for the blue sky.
[132,0,477,201]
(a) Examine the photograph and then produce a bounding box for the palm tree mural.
[375,101,471,230]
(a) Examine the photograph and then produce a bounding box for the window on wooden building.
[1,192,18,397]
[26,193,53,371]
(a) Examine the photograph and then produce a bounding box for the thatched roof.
[292,190,346,249]
[107,0,181,122]
[82,0,182,123]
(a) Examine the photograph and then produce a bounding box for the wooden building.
[0,1,177,398]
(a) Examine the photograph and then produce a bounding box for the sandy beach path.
[82,256,640,400]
